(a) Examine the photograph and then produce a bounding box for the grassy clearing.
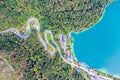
[0,56,17,80]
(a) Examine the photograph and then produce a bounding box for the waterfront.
[72,0,120,76]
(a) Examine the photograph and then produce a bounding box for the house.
[77,62,81,66]
[75,68,81,73]
[66,50,73,62]
[22,28,26,33]
[59,34,67,53]
[90,68,98,75]
[66,50,71,56]
[66,55,72,62]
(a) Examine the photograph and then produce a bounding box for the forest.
[0,0,118,80]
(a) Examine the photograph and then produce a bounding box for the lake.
[72,0,120,76]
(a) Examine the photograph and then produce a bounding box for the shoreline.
[68,32,79,62]
[69,0,117,77]
[72,0,114,35]
[70,0,114,63]
[99,68,120,79]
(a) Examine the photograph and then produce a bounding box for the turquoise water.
[72,0,120,75]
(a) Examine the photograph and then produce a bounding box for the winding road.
[44,30,56,56]
[0,17,112,80]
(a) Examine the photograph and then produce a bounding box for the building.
[66,50,73,62]
[59,34,67,53]
[66,55,72,62]
[22,28,26,33]
[90,68,98,75]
